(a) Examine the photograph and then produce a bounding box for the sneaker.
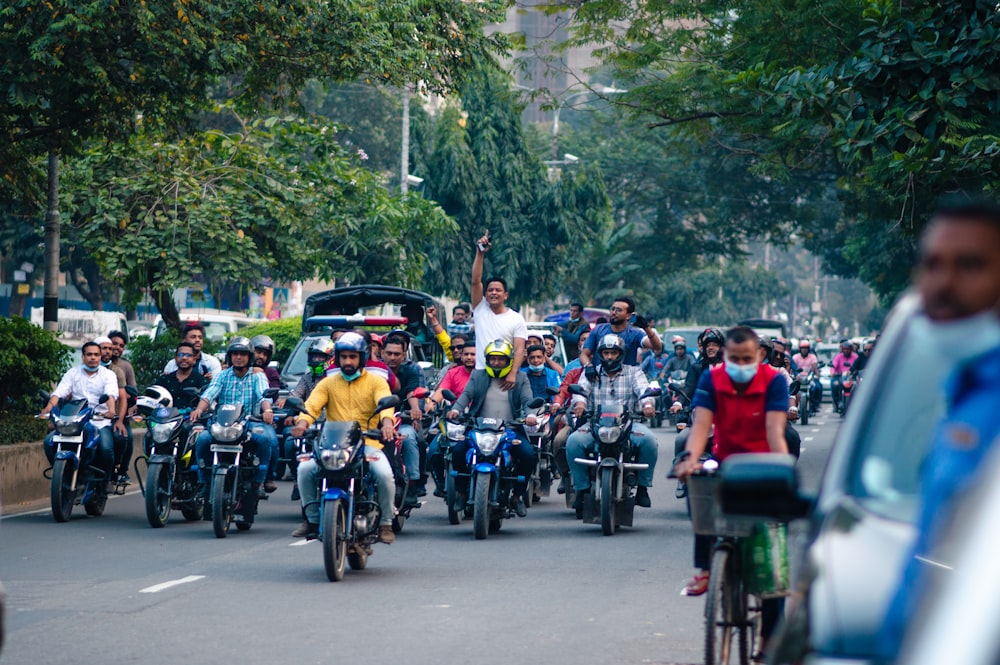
[513,495,528,518]
[291,521,318,538]
[675,481,687,500]
[635,486,651,508]
[117,472,131,485]
[416,484,427,497]
[263,480,278,493]
[433,486,446,498]
[557,477,569,495]
[378,525,395,544]
[573,488,590,517]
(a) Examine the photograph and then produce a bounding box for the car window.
[846,317,948,521]
[284,337,321,378]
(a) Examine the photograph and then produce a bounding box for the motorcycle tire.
[211,468,233,538]
[347,545,368,571]
[473,471,491,540]
[181,504,203,522]
[235,521,252,531]
[145,461,172,528]
[84,488,107,517]
[445,465,461,525]
[392,511,405,534]
[50,458,75,523]
[600,466,616,536]
[323,499,347,582]
[800,397,809,426]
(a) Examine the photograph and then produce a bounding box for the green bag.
[741,522,790,598]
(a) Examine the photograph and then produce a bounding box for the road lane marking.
[140,575,205,593]
[804,437,814,441]
[289,539,314,547]
[810,429,820,433]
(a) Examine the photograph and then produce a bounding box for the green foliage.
[238,318,303,366]
[0,317,70,413]
[0,412,49,446]
[127,331,181,390]
[657,263,787,325]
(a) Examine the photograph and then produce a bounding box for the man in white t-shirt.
[471,231,528,390]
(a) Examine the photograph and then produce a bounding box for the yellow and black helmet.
[484,339,514,379]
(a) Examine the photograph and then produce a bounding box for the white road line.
[811,429,820,433]
[804,437,814,441]
[289,539,314,547]
[140,575,205,594]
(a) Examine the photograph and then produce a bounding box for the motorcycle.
[425,389,468,524]
[646,379,665,429]
[389,386,434,533]
[664,370,688,428]
[523,395,556,503]
[137,387,204,527]
[795,368,816,425]
[842,370,861,416]
[314,394,401,581]
[42,393,122,522]
[204,387,280,538]
[454,397,545,540]
[570,384,659,535]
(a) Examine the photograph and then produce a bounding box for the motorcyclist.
[250,335,282,389]
[39,341,119,476]
[381,331,426,506]
[521,344,561,401]
[96,335,132,482]
[556,303,588,362]
[579,297,663,368]
[763,336,801,458]
[146,342,210,456]
[189,336,279,499]
[277,338,336,490]
[425,344,477,496]
[850,338,876,378]
[289,332,398,543]
[831,339,858,414]
[792,339,822,414]
[446,339,538,518]
[662,335,695,378]
[566,334,659,510]
[640,346,671,381]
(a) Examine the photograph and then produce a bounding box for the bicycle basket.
[687,474,758,538]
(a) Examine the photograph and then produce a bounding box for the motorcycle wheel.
[800,396,809,426]
[323,499,347,582]
[181,504,203,521]
[84,488,107,517]
[145,461,172,528]
[445,465,461,525]
[472,471,491,540]
[50,458,75,523]
[211,468,233,538]
[347,545,368,571]
[600,466,616,536]
[392,511,405,534]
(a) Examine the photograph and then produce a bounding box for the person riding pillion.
[566,334,660,509]
[289,332,398,543]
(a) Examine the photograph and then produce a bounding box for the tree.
[59,108,454,331]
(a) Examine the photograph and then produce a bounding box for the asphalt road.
[0,407,842,665]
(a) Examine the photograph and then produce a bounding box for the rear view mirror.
[125,385,139,398]
[568,384,586,396]
[412,387,430,400]
[545,386,559,396]
[441,389,458,403]
[788,379,801,396]
[718,454,812,521]
[374,395,402,413]
[527,397,545,409]
[285,397,306,413]
[263,388,279,400]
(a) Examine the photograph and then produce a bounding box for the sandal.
[682,571,710,596]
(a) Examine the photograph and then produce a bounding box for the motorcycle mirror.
[99,394,111,404]
[440,389,458,403]
[125,385,139,397]
[788,380,801,396]
[182,386,201,397]
[568,384,586,396]
[545,386,559,396]
[285,397,306,413]
[668,381,685,393]
[527,397,546,409]
[374,394,402,414]
[263,387,280,400]
[642,387,661,398]
[412,386,430,399]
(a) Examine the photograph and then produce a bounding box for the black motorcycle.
[138,389,204,528]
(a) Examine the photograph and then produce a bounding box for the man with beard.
[250,335,282,389]
[578,297,662,368]
[163,322,221,379]
[97,335,132,482]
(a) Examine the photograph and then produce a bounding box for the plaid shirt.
[571,364,654,412]
[201,367,269,413]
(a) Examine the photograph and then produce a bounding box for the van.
[152,309,263,342]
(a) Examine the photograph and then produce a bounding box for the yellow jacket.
[299,370,394,449]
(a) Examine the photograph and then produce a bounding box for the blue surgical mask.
[725,361,758,384]
[341,369,362,382]
[82,364,100,374]
[528,361,546,373]
[569,316,580,323]
[100,360,111,367]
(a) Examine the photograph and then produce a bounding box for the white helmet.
[136,385,173,414]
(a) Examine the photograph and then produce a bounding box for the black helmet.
[226,335,253,365]
[334,332,368,369]
[596,334,626,374]
[698,328,724,349]
[250,334,275,361]
[307,338,336,376]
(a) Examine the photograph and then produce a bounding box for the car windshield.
[845,316,948,522]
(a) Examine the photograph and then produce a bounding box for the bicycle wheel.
[705,547,748,664]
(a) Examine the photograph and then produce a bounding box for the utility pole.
[43,150,60,333]
[400,85,410,195]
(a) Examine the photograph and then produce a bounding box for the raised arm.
[471,231,490,308]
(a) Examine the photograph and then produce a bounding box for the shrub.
[0,316,71,413]
[0,412,49,445]
[238,317,302,366]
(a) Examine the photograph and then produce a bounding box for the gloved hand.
[584,364,598,383]
[632,314,648,330]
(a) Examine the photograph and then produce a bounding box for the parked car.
[718,293,958,664]
[152,308,263,342]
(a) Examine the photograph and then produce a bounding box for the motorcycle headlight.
[598,425,622,444]
[211,422,245,443]
[151,420,181,443]
[54,417,84,436]
[319,447,353,471]
[474,431,501,455]
[445,422,466,441]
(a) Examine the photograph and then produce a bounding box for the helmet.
[698,327,724,348]
[307,338,336,376]
[334,332,368,369]
[596,334,626,374]
[798,338,812,350]
[226,336,253,364]
[484,339,514,379]
[136,385,172,414]
[759,335,774,354]
[670,335,686,348]
[369,333,385,348]
[773,336,789,349]
[250,334,275,360]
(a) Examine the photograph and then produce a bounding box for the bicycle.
[689,467,789,664]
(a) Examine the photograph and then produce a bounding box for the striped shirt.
[200,367,269,413]
[570,364,655,412]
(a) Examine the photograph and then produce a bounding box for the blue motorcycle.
[316,395,400,582]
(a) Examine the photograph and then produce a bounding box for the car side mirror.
[717,454,812,521]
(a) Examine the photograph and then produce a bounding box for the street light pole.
[400,85,411,195]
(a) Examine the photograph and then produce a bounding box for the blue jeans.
[566,422,658,491]
[399,424,421,481]
[195,422,278,484]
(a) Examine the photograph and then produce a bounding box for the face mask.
[341,369,362,382]
[528,361,546,373]
[568,316,580,323]
[726,361,758,384]
[910,309,1000,363]
[82,364,100,374]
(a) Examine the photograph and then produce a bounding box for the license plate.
[210,444,243,453]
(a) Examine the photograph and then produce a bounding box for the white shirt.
[473,300,528,369]
[163,352,222,376]
[52,365,120,423]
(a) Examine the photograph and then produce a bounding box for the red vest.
[709,363,779,461]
